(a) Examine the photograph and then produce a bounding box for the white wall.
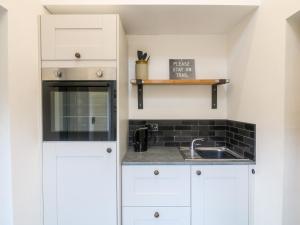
[0,5,13,225]
[128,35,228,119]
[227,0,300,225]
[282,12,300,225]
[0,1,45,225]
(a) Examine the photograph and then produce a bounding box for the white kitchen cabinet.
[191,165,249,225]
[43,142,117,225]
[123,207,191,225]
[122,165,190,207]
[41,15,117,61]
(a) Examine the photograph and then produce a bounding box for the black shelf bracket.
[211,79,228,109]
[137,79,143,109]
[212,85,218,109]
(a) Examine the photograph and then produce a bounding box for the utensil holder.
[135,60,148,80]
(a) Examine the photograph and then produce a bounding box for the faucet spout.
[190,138,205,151]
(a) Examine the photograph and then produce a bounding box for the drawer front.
[41,15,117,60]
[123,207,190,225]
[122,165,190,207]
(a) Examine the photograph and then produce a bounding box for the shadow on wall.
[227,10,258,118]
[0,5,13,225]
[283,11,300,225]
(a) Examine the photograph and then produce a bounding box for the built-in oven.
[42,67,116,141]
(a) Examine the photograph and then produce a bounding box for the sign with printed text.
[169,59,195,80]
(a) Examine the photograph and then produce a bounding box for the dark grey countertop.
[122,147,255,165]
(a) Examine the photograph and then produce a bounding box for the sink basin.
[180,147,248,161]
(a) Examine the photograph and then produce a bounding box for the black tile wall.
[225,120,256,161]
[128,119,256,161]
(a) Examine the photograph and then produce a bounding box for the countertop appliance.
[42,67,116,141]
[133,127,148,152]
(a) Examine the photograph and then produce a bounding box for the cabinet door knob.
[252,169,255,174]
[106,148,112,153]
[96,70,104,78]
[196,170,202,176]
[154,212,160,218]
[56,71,62,78]
[75,52,81,59]
[154,170,159,175]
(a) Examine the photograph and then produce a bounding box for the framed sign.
[169,59,195,80]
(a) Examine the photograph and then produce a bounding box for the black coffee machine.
[133,127,148,152]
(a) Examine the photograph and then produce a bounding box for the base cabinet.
[191,165,250,225]
[43,142,117,225]
[122,164,253,225]
[123,207,190,225]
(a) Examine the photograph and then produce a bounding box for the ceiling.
[44,5,259,35]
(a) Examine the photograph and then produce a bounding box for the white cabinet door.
[43,142,117,225]
[123,207,190,225]
[122,165,190,207]
[41,15,117,60]
[191,165,249,225]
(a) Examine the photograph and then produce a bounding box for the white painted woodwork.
[116,17,129,225]
[122,165,190,207]
[41,15,117,60]
[248,166,255,225]
[41,60,117,68]
[191,165,249,225]
[122,207,191,225]
[42,5,258,35]
[43,142,117,225]
[41,0,261,6]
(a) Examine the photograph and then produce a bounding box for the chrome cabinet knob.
[96,70,104,78]
[56,71,62,78]
[154,212,159,218]
[106,148,112,153]
[196,170,202,176]
[154,170,159,175]
[75,52,81,59]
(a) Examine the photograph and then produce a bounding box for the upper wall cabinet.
[41,15,117,61]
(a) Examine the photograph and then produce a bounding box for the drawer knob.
[154,170,159,175]
[75,52,81,59]
[196,170,202,176]
[154,212,160,218]
[106,148,112,153]
[252,169,255,174]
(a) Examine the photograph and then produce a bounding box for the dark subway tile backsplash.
[129,119,256,161]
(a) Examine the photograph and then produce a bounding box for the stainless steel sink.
[179,147,249,161]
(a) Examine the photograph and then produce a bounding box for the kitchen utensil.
[142,53,147,60]
[137,51,143,60]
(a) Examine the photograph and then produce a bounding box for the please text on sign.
[169,59,195,80]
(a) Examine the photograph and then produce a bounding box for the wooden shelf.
[131,79,230,110]
[130,79,229,85]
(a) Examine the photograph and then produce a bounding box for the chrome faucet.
[191,138,205,152]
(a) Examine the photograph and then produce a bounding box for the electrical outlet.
[152,123,159,131]
[146,123,159,131]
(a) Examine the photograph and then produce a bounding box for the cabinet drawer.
[41,15,117,61]
[123,207,190,225]
[122,165,190,206]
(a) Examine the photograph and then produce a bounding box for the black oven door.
[42,81,116,141]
